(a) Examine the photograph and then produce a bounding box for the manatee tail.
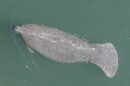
[89,43,118,78]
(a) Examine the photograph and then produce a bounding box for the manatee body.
[14,24,118,78]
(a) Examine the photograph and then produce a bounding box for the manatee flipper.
[27,46,34,54]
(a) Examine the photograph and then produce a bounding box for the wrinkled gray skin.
[14,24,118,78]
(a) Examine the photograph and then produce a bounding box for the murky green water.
[0,0,130,86]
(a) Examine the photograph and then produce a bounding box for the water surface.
[0,0,130,86]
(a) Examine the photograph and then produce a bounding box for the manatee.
[14,24,118,78]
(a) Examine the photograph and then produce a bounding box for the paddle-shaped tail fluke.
[89,43,118,78]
